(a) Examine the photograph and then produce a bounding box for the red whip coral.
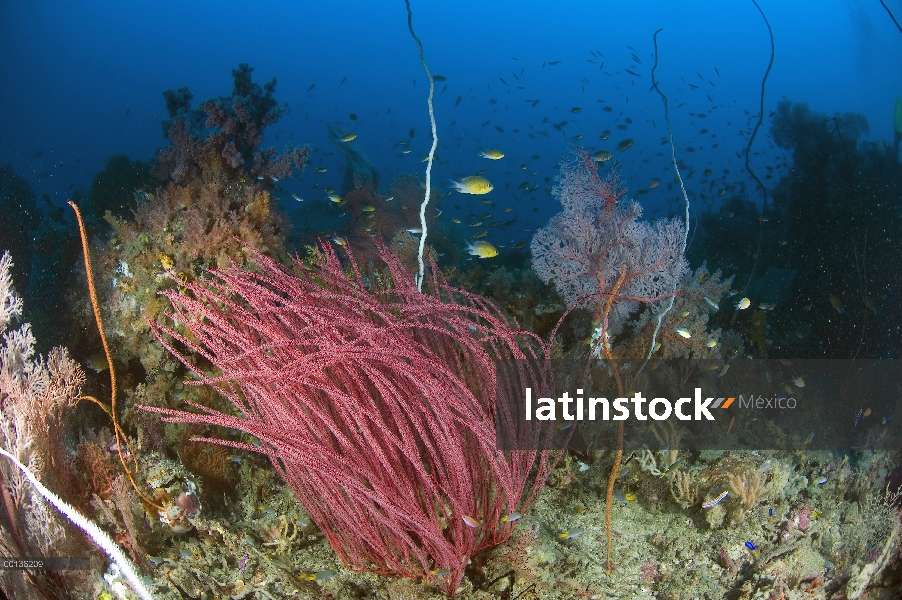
[141,243,557,596]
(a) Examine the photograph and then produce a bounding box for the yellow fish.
[592,150,613,162]
[361,204,375,212]
[480,149,504,160]
[158,253,174,271]
[675,328,692,339]
[327,194,343,204]
[466,240,498,258]
[829,295,845,314]
[340,133,357,142]
[83,354,109,373]
[558,528,585,540]
[736,297,751,310]
[451,176,493,195]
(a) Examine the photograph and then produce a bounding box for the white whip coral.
[0,447,154,600]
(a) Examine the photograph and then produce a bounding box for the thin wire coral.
[69,202,165,515]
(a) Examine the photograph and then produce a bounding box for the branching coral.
[624,262,734,360]
[157,63,308,185]
[727,468,764,519]
[668,469,698,509]
[651,420,682,470]
[100,176,287,375]
[337,173,443,267]
[531,149,687,336]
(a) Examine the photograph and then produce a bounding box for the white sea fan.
[531,152,687,335]
[0,252,23,332]
[0,252,86,556]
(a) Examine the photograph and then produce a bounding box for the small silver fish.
[558,528,585,540]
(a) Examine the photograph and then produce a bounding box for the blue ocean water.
[1,0,899,230]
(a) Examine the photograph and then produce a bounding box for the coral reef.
[95,65,308,378]
[99,177,288,375]
[334,172,444,269]
[158,63,307,185]
[621,262,737,360]
[4,56,902,598]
